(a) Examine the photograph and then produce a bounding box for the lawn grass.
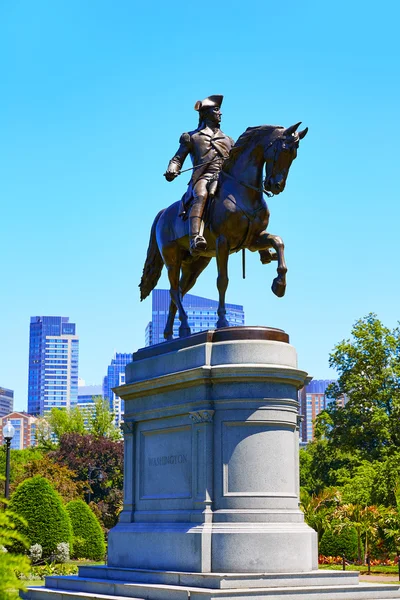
[320,564,399,574]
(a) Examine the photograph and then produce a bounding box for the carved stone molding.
[120,421,135,434]
[189,410,215,424]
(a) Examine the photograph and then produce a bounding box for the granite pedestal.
[23,327,400,600]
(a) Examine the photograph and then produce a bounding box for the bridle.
[221,138,280,199]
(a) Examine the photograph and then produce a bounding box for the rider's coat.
[168,126,235,212]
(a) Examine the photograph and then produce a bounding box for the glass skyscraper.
[145,289,245,346]
[27,316,79,416]
[0,387,14,417]
[103,353,133,426]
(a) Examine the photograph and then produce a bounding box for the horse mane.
[223,124,284,172]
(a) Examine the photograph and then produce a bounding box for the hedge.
[66,499,105,560]
[319,526,358,560]
[8,475,73,557]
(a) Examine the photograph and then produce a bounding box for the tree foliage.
[11,454,84,502]
[88,396,121,440]
[50,433,123,528]
[321,314,400,459]
[8,476,73,557]
[66,499,105,560]
[0,447,44,496]
[300,314,400,561]
[35,399,121,449]
[0,497,30,600]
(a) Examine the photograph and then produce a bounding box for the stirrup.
[190,234,207,254]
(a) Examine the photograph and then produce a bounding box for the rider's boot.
[189,217,207,255]
[189,198,207,255]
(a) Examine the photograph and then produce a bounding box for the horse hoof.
[216,318,230,329]
[179,326,191,338]
[272,278,286,298]
[164,334,173,342]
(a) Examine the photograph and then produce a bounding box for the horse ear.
[284,122,302,136]
[298,127,308,139]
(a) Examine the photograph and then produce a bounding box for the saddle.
[178,175,219,221]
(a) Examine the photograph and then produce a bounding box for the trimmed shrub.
[66,499,105,560]
[319,526,358,560]
[8,475,73,558]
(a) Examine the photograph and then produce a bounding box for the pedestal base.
[108,522,317,573]
[23,567,400,600]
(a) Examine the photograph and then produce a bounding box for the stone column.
[118,420,135,523]
[189,409,215,572]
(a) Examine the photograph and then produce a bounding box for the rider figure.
[164,95,235,255]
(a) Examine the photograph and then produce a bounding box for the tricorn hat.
[194,95,223,111]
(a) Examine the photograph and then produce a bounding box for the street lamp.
[3,420,15,499]
[87,465,103,504]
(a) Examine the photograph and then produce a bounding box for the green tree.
[320,314,400,460]
[35,406,87,450]
[8,476,73,557]
[12,454,84,502]
[66,499,105,560]
[88,396,121,440]
[300,487,339,539]
[0,447,43,496]
[333,503,382,563]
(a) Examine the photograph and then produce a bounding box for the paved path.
[359,573,400,584]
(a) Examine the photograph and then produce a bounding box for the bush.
[319,526,358,560]
[55,542,70,563]
[8,475,73,558]
[66,499,105,560]
[29,544,43,563]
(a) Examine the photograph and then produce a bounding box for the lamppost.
[3,420,15,499]
[87,465,103,504]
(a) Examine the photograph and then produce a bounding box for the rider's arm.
[164,133,191,181]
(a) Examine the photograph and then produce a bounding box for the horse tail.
[139,210,165,301]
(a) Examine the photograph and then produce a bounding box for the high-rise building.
[28,316,79,416]
[103,353,133,426]
[0,387,14,417]
[145,289,245,346]
[298,379,337,443]
[77,383,103,428]
[0,412,38,449]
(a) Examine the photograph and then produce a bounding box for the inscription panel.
[140,425,192,499]
[222,421,295,496]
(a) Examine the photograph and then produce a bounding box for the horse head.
[263,122,308,195]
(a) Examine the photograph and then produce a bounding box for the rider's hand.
[164,171,178,182]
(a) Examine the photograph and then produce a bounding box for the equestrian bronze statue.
[140,95,308,340]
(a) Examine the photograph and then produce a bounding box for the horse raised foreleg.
[216,235,230,329]
[250,232,287,298]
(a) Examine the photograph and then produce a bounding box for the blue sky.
[1,0,399,411]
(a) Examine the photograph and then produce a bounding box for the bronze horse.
[140,122,308,340]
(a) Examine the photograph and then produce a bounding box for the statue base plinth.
[110,326,315,573]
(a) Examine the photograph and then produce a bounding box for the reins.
[222,170,274,198]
